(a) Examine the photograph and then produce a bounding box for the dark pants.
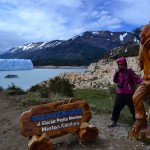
[111,93,135,122]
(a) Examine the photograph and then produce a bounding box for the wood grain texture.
[78,122,99,143]
[19,98,92,138]
[28,133,53,150]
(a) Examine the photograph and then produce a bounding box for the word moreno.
[32,108,83,122]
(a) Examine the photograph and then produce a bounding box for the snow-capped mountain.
[3,40,63,54]
[0,31,138,66]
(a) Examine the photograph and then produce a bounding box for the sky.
[0,0,150,53]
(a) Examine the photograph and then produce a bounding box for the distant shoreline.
[34,65,88,69]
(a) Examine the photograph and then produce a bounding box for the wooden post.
[28,133,53,150]
[78,122,99,144]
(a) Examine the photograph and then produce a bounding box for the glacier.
[0,59,33,71]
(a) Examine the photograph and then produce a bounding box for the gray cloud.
[0,0,149,53]
[0,30,29,53]
[110,0,150,25]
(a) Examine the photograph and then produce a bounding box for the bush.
[39,85,50,98]
[28,84,41,92]
[20,92,51,106]
[48,77,75,97]
[28,77,75,98]
[28,83,50,98]
[6,83,26,95]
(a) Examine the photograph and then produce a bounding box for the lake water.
[0,68,86,90]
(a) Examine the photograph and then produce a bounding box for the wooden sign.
[19,98,92,138]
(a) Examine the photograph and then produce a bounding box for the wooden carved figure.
[129,24,150,139]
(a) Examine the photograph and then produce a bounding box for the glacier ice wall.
[0,59,33,71]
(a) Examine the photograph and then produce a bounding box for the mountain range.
[0,31,138,66]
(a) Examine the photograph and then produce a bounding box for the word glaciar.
[42,120,57,126]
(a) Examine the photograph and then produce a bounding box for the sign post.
[19,98,99,150]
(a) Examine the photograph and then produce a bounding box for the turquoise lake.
[0,68,86,90]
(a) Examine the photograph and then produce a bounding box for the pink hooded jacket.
[113,57,142,94]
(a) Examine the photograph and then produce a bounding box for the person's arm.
[113,71,119,83]
[130,69,143,84]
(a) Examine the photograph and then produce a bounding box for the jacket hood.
[117,57,127,69]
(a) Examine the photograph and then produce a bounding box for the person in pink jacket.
[108,57,142,127]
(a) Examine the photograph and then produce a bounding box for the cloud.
[0,30,29,54]
[74,10,122,32]
[110,0,150,26]
[47,0,83,7]
[0,0,149,52]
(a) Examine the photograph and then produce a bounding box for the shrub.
[39,85,50,98]
[28,84,41,92]
[20,92,51,106]
[28,77,75,98]
[48,77,75,97]
[20,92,68,107]
[6,83,26,95]
[28,83,50,98]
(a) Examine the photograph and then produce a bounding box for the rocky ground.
[0,92,149,150]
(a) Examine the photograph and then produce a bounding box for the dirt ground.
[0,92,149,150]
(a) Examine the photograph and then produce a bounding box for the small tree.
[28,84,41,92]
[48,77,74,97]
[39,85,50,98]
[28,77,75,97]
[6,83,26,95]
